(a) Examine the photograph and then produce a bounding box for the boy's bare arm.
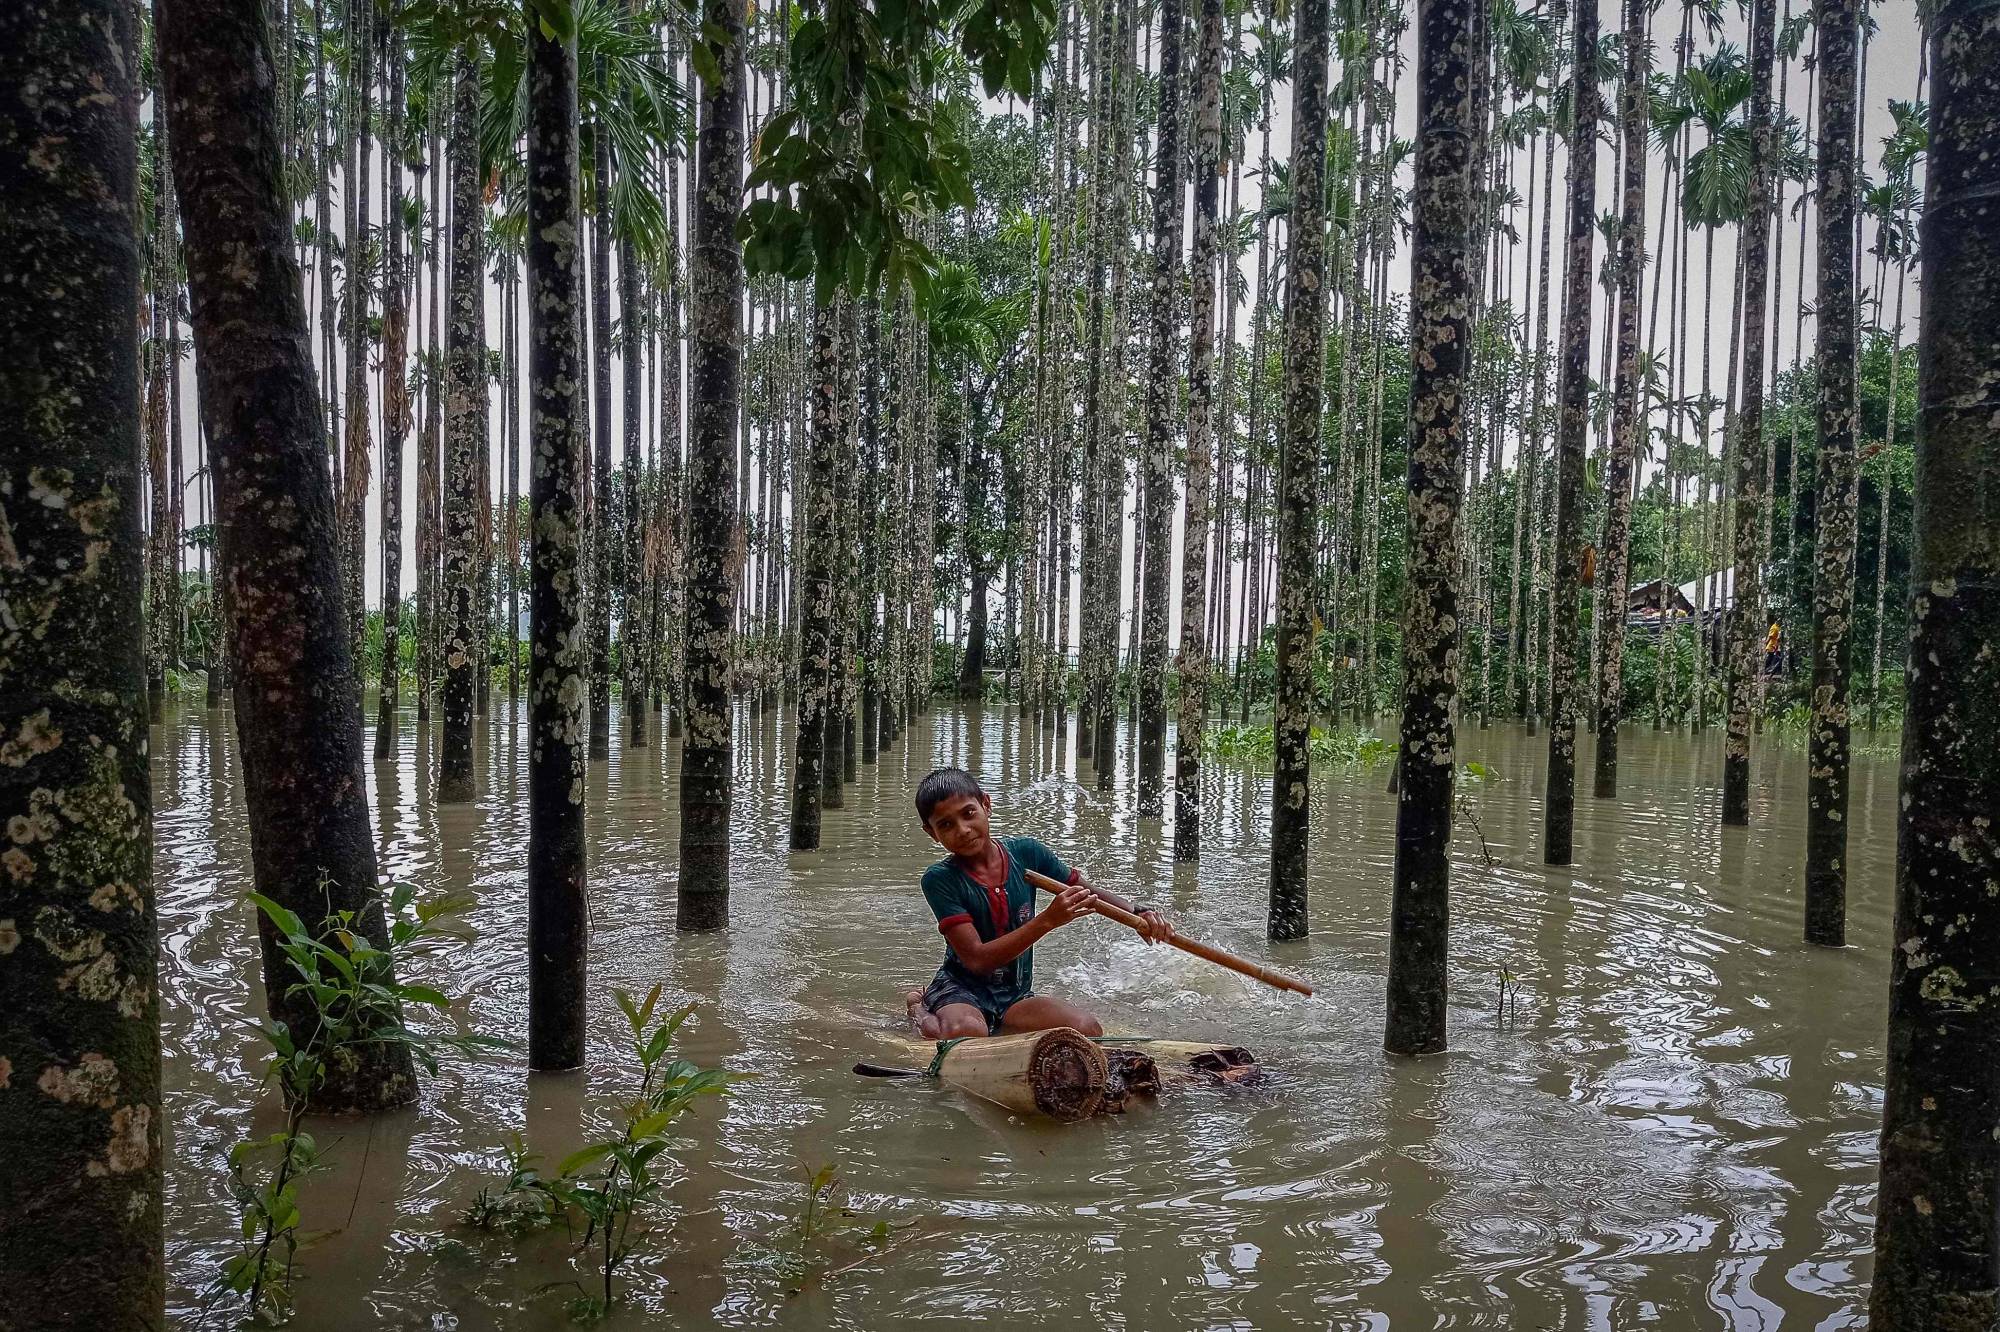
[942,882,1097,975]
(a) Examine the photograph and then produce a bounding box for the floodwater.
[154,694,1903,1329]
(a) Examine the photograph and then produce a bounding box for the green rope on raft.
[925,1037,969,1079]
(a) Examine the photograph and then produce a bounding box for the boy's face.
[923,792,993,859]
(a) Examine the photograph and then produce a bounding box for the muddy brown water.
[153,697,1902,1329]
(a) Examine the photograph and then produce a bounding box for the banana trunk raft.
[860,1028,1261,1121]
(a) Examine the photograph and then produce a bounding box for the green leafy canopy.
[738,0,1055,307]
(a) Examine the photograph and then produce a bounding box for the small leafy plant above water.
[465,986,748,1323]
[219,882,496,1326]
[731,1160,919,1295]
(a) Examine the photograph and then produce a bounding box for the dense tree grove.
[4,0,1994,1320]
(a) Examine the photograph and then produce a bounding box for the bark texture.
[1803,0,1859,947]
[1721,0,1775,827]
[375,35,411,763]
[439,53,485,804]
[621,227,646,749]
[525,17,589,1071]
[1137,0,1187,819]
[677,0,744,931]
[1174,0,1223,862]
[1867,2,2000,1322]
[1269,0,1331,939]
[791,295,841,851]
[588,98,613,759]
[339,7,374,671]
[0,3,163,1320]
[860,301,882,764]
[1386,0,1475,1059]
[1591,0,1649,799]
[1541,0,1598,866]
[160,0,417,1113]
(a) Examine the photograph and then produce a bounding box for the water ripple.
[152,699,1894,1328]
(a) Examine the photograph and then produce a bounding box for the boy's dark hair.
[915,767,984,825]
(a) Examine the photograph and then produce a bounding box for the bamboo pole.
[1022,868,1315,996]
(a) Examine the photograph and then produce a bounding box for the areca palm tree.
[377,16,414,762]
[1803,0,1861,944]
[1269,0,1331,938]
[1543,0,1602,866]
[2,6,161,1320]
[340,0,375,671]
[162,0,419,1114]
[1668,40,1748,726]
[677,0,745,931]
[1175,0,1224,862]
[438,47,486,805]
[1868,1,2000,1315]
[1592,0,1651,798]
[790,290,848,851]
[1862,102,1924,730]
[1720,0,1777,828]
[524,0,589,1070]
[1137,0,1188,820]
[1387,0,1479,1056]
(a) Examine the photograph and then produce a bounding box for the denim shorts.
[923,970,1027,1036]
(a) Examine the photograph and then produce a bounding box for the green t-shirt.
[921,835,1075,1004]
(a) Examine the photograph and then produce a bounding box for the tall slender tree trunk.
[1241,73,1272,712]
[1782,31,1817,675]
[0,6,163,1318]
[879,294,908,753]
[1076,0,1116,761]
[914,320,939,719]
[524,17,589,1068]
[830,295,859,793]
[145,148,172,723]
[1592,0,1649,798]
[1528,28,1560,736]
[1174,0,1222,861]
[860,301,882,763]
[1542,0,1599,866]
[1363,211,1391,721]
[415,121,442,723]
[1097,0,1138,774]
[621,228,647,748]
[340,0,373,670]
[1268,0,1331,940]
[376,23,409,761]
[438,53,484,804]
[677,0,744,931]
[662,117,687,736]
[1868,2,2000,1315]
[790,295,841,850]
[161,0,418,1112]
[1502,100,1543,727]
[1385,0,1477,1056]
[505,249,523,709]
[1802,0,1860,947]
[1137,0,1187,819]
[587,95,614,759]
[310,0,338,545]
[1867,278,1907,731]
[1722,0,1776,827]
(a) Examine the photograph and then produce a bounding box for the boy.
[904,767,1172,1040]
